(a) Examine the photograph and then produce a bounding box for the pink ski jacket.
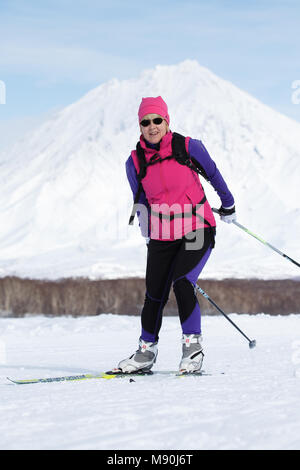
[128,131,223,241]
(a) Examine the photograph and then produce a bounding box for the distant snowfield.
[1,313,300,450]
[0,60,299,281]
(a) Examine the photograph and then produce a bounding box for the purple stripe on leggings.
[185,246,212,284]
[181,303,201,335]
[181,246,212,334]
[141,327,157,343]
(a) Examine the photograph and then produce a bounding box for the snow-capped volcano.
[0,60,299,280]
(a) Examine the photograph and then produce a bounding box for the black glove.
[218,205,236,223]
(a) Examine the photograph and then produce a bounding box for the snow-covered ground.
[1,313,300,450]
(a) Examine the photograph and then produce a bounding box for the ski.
[6,371,151,384]
[7,369,222,385]
[105,369,216,377]
[7,373,116,385]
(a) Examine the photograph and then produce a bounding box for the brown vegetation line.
[0,276,299,317]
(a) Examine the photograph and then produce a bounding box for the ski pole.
[194,284,256,349]
[212,208,300,268]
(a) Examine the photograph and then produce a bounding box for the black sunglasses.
[140,117,164,127]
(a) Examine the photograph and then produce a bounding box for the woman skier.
[117,96,236,374]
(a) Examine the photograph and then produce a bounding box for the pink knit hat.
[138,96,170,125]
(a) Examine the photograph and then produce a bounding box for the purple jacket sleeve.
[188,138,235,208]
[125,156,150,237]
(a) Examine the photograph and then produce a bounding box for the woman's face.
[139,114,168,145]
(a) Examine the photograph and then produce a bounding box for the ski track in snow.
[1,313,300,450]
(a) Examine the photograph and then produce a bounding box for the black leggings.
[140,228,214,342]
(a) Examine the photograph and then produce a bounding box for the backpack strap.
[136,142,148,179]
[128,142,154,225]
[172,132,209,182]
[171,132,189,166]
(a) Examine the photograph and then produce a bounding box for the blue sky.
[0,0,299,148]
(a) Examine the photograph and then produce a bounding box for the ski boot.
[117,338,158,373]
[179,334,204,374]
